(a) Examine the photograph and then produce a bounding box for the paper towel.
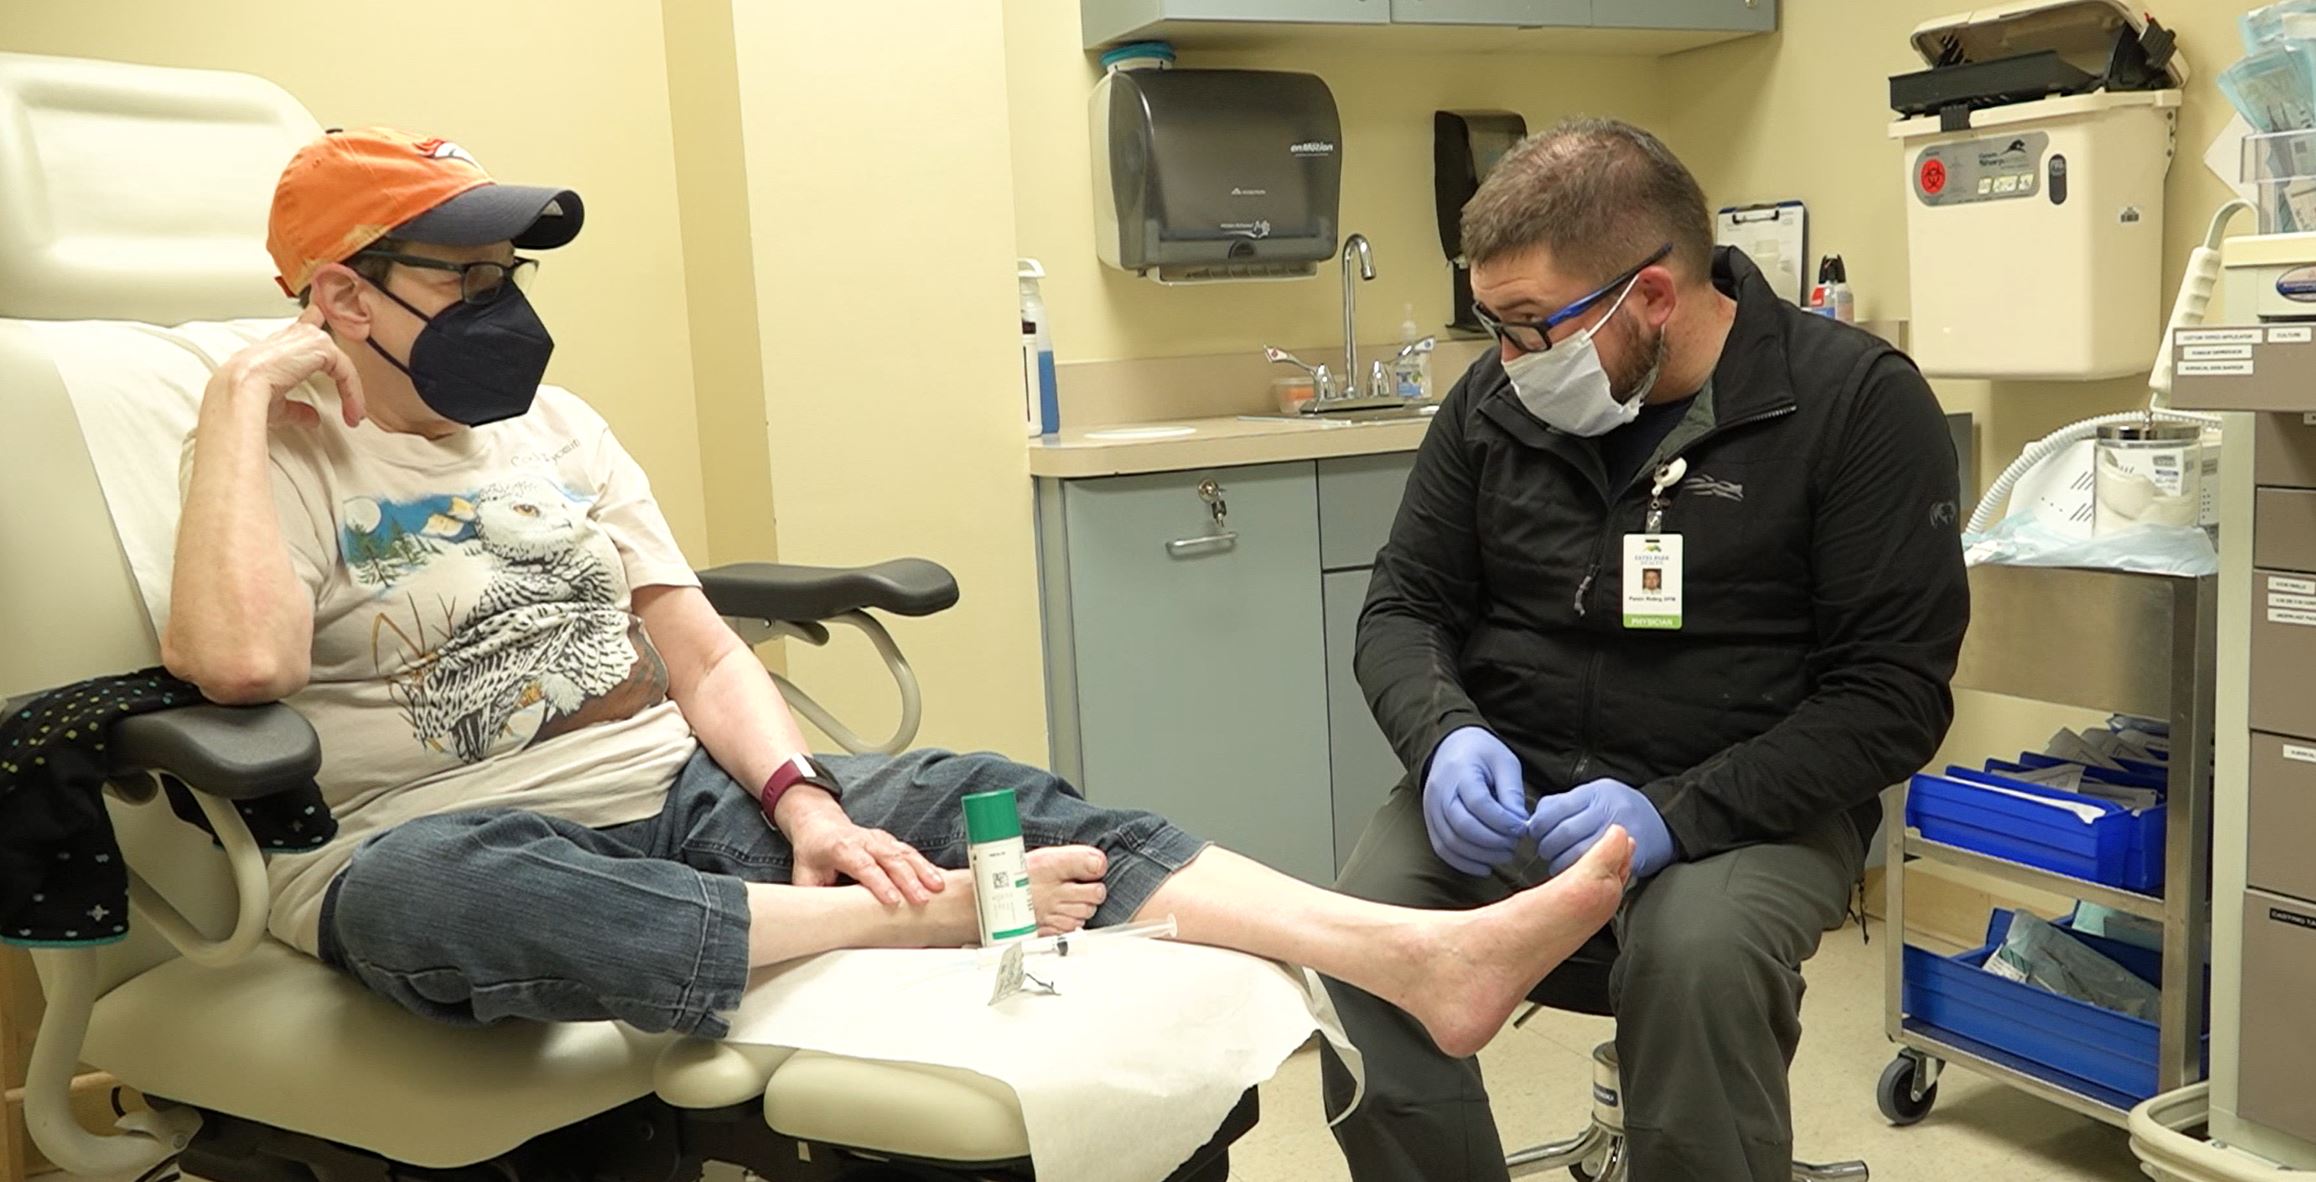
[724,938,1355,1181]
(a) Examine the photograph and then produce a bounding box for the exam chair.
[0,51,1254,1182]
[1504,930,1868,1182]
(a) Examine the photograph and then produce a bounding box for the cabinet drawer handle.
[1166,531,1239,558]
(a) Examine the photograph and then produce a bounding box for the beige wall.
[1006,0,1675,369]
[663,0,780,579]
[0,0,711,562]
[16,1,2250,774]
[718,1,1050,761]
[1655,1,2250,771]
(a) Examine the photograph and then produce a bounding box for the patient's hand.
[214,303,366,429]
[785,810,946,909]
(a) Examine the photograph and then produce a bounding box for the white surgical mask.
[1503,276,1661,437]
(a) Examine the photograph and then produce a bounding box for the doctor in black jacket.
[1322,118,1970,1182]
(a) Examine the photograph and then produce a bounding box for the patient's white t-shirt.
[204,386,703,955]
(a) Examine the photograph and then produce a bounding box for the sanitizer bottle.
[963,789,1038,945]
[1018,260,1060,436]
[1394,304,1432,401]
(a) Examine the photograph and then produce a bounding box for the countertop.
[1026,410,1435,479]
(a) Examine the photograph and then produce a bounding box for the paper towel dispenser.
[1091,65,1342,283]
[1435,110,1528,333]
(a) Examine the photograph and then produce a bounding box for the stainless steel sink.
[1239,403,1441,426]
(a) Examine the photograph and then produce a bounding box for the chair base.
[170,1087,1256,1182]
[1505,1043,1870,1182]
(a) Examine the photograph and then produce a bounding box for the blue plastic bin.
[1902,910,2204,1105]
[1906,767,2166,892]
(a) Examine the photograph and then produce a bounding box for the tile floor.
[29,917,2153,1182]
[1227,916,2148,1181]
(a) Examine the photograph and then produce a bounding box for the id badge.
[1622,534,1682,630]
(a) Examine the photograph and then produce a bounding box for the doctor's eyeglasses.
[1474,242,1673,355]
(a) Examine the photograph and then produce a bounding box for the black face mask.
[366,282,554,426]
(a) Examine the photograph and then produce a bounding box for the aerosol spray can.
[963,789,1037,945]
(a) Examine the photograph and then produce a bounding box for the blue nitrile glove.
[1528,778,1677,880]
[1422,727,1530,876]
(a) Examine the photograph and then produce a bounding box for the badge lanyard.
[1624,457,1686,630]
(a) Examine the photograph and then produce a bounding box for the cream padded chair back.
[2,57,686,1176]
[0,51,318,990]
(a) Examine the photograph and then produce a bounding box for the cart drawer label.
[2269,607,2316,626]
[2270,908,2316,931]
[2271,576,2316,595]
[2179,360,2255,376]
[2283,743,2316,765]
[2179,328,2266,345]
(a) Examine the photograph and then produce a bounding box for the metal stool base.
[1505,1042,1869,1181]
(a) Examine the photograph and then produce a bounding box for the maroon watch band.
[760,753,838,825]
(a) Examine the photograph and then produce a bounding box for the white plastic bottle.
[1018,260,1059,436]
[963,789,1037,945]
[1393,304,1432,401]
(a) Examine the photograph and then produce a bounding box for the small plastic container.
[1902,909,2207,1106]
[1906,765,2167,892]
[1271,375,1316,415]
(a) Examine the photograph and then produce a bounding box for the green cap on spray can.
[962,789,1023,843]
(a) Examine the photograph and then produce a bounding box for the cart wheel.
[1877,1054,1939,1126]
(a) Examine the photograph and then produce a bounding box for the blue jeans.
[316,748,1207,1038]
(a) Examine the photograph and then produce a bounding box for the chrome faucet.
[1340,233,1374,402]
[1262,346,1335,402]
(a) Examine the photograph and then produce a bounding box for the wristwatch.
[760,753,841,824]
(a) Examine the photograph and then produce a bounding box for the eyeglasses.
[354,249,538,305]
[1473,243,1673,355]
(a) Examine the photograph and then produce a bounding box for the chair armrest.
[698,559,960,624]
[108,703,321,801]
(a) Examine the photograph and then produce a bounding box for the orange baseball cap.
[266,127,584,297]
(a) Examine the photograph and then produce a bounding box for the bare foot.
[1029,845,1108,935]
[933,844,1110,939]
[1397,827,1634,1058]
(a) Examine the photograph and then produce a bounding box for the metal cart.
[1880,564,2216,1128]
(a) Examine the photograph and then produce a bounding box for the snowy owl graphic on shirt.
[337,474,670,763]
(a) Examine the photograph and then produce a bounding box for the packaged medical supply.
[2222,40,2316,136]
[2072,902,2166,952]
[1963,516,2218,575]
[1984,910,2162,1021]
[2247,1,2316,51]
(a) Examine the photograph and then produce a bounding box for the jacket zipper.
[1562,402,1798,788]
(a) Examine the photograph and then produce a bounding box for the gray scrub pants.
[1320,783,1863,1182]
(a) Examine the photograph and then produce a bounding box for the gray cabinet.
[1083,0,1771,47]
[1082,0,1387,46]
[1038,462,1336,884]
[1037,451,1419,883]
[1390,0,1587,26]
[1317,454,1418,866]
[1324,568,1399,866]
[1591,0,1774,32]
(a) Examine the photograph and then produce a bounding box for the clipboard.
[1715,201,1807,304]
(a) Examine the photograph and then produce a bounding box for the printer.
[1091,65,1342,284]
